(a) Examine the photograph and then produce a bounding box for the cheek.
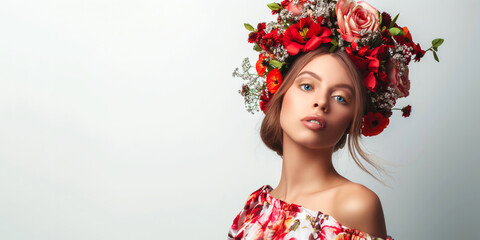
[319,99,355,135]
[337,105,355,131]
[279,90,298,129]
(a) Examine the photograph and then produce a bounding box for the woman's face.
[280,54,356,150]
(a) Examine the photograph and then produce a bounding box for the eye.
[334,95,348,104]
[300,84,312,91]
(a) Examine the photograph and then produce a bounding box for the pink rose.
[335,0,380,42]
[387,60,410,98]
[286,0,307,16]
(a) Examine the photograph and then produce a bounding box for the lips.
[301,115,327,130]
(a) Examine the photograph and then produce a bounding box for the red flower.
[380,28,395,46]
[248,31,258,43]
[266,68,282,94]
[257,23,266,32]
[413,42,426,62]
[377,70,388,82]
[256,55,267,76]
[393,27,413,46]
[345,44,387,92]
[259,29,282,50]
[259,90,271,113]
[283,17,332,55]
[346,44,386,73]
[248,23,267,44]
[361,112,390,136]
[363,72,377,92]
[380,12,392,28]
[401,105,412,117]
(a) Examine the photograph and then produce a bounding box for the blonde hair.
[260,47,392,184]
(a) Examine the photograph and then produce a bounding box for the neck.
[274,133,344,202]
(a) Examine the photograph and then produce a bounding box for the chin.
[284,129,340,151]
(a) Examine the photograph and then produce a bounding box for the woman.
[230,0,442,239]
[231,47,392,240]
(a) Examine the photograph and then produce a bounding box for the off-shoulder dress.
[228,185,394,240]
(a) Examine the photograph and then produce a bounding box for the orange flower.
[255,55,267,76]
[266,69,282,94]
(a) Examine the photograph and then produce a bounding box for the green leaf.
[253,44,262,52]
[244,23,255,32]
[329,45,337,53]
[432,38,444,47]
[379,13,382,25]
[389,27,404,36]
[389,13,400,28]
[433,51,439,62]
[267,3,281,11]
[331,38,338,46]
[269,60,284,69]
[433,46,438,51]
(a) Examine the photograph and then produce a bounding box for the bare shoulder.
[333,182,387,238]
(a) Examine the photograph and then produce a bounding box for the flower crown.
[233,0,443,137]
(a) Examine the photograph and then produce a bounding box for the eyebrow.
[296,71,354,93]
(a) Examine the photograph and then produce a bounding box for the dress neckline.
[262,184,384,238]
[263,184,342,221]
[247,184,393,240]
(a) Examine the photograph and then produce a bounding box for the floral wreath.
[232,0,443,137]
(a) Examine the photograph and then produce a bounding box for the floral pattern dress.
[228,185,394,240]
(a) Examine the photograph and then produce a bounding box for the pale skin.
[269,54,388,238]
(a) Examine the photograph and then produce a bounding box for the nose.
[313,88,329,112]
[314,101,328,112]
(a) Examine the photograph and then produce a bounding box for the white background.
[0,0,478,239]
